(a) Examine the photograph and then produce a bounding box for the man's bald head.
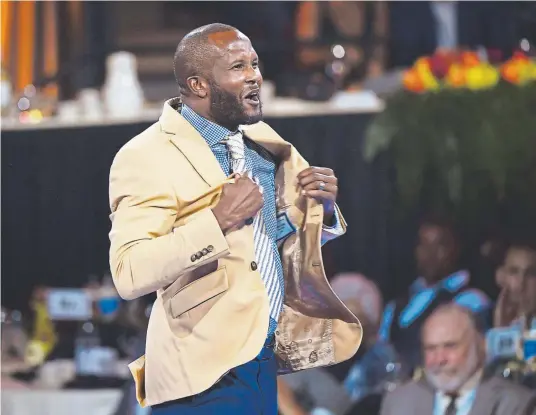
[423,303,480,339]
[173,23,244,95]
[173,23,263,130]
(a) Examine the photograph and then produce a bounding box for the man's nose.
[245,66,262,85]
[430,349,448,366]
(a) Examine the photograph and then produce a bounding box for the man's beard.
[424,343,480,393]
[208,81,262,131]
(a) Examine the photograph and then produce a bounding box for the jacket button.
[250,261,258,271]
[207,245,214,252]
[195,251,203,259]
[190,254,197,262]
[201,248,209,256]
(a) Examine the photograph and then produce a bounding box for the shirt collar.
[459,368,483,393]
[410,270,470,296]
[180,104,232,148]
[435,369,482,402]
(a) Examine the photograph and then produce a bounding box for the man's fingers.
[298,172,337,187]
[301,181,337,193]
[297,166,334,179]
[303,189,336,200]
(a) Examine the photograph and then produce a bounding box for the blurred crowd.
[277,217,536,415]
[3,216,535,414]
[1,276,152,396]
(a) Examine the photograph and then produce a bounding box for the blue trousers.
[151,339,277,415]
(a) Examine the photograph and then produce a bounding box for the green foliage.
[364,82,536,235]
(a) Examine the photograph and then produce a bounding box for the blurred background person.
[278,273,400,415]
[494,242,536,330]
[381,304,536,415]
[379,216,492,372]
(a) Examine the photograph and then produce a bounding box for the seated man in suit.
[381,303,536,415]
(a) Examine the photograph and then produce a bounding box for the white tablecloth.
[1,91,383,132]
[1,388,122,415]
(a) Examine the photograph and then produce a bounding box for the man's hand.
[297,166,338,225]
[494,287,522,328]
[212,174,263,234]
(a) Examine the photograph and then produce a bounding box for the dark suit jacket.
[381,375,536,415]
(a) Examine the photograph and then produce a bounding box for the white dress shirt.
[433,370,482,415]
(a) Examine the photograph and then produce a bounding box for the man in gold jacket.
[109,23,362,414]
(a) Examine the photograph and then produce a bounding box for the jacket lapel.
[240,121,291,158]
[159,99,226,187]
[241,122,317,225]
[468,377,498,415]
[416,379,437,413]
[417,373,497,415]
[158,99,317,229]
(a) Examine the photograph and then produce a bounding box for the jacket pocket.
[168,265,229,337]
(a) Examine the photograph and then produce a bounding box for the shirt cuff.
[321,207,344,246]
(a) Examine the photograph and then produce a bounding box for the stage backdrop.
[2,111,393,311]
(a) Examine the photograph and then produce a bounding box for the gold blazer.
[108,98,362,406]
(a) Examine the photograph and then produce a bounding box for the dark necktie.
[444,393,459,415]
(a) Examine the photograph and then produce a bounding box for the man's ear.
[186,76,209,99]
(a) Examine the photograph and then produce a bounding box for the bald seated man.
[381,304,536,415]
[108,23,362,415]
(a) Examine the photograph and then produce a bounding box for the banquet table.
[1,387,122,415]
[1,358,131,415]
[1,94,392,310]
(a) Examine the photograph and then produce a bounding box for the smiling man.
[108,23,361,415]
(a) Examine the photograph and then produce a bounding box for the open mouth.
[244,90,260,105]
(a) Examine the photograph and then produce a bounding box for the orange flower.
[403,69,425,92]
[460,51,480,68]
[501,61,521,84]
[446,64,466,88]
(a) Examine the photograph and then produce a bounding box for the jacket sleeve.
[108,145,230,300]
[517,391,536,415]
[320,203,346,245]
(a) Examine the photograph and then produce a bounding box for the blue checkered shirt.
[180,104,343,337]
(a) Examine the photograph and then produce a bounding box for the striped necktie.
[225,130,283,325]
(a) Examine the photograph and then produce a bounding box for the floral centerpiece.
[402,50,536,92]
[364,51,536,238]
